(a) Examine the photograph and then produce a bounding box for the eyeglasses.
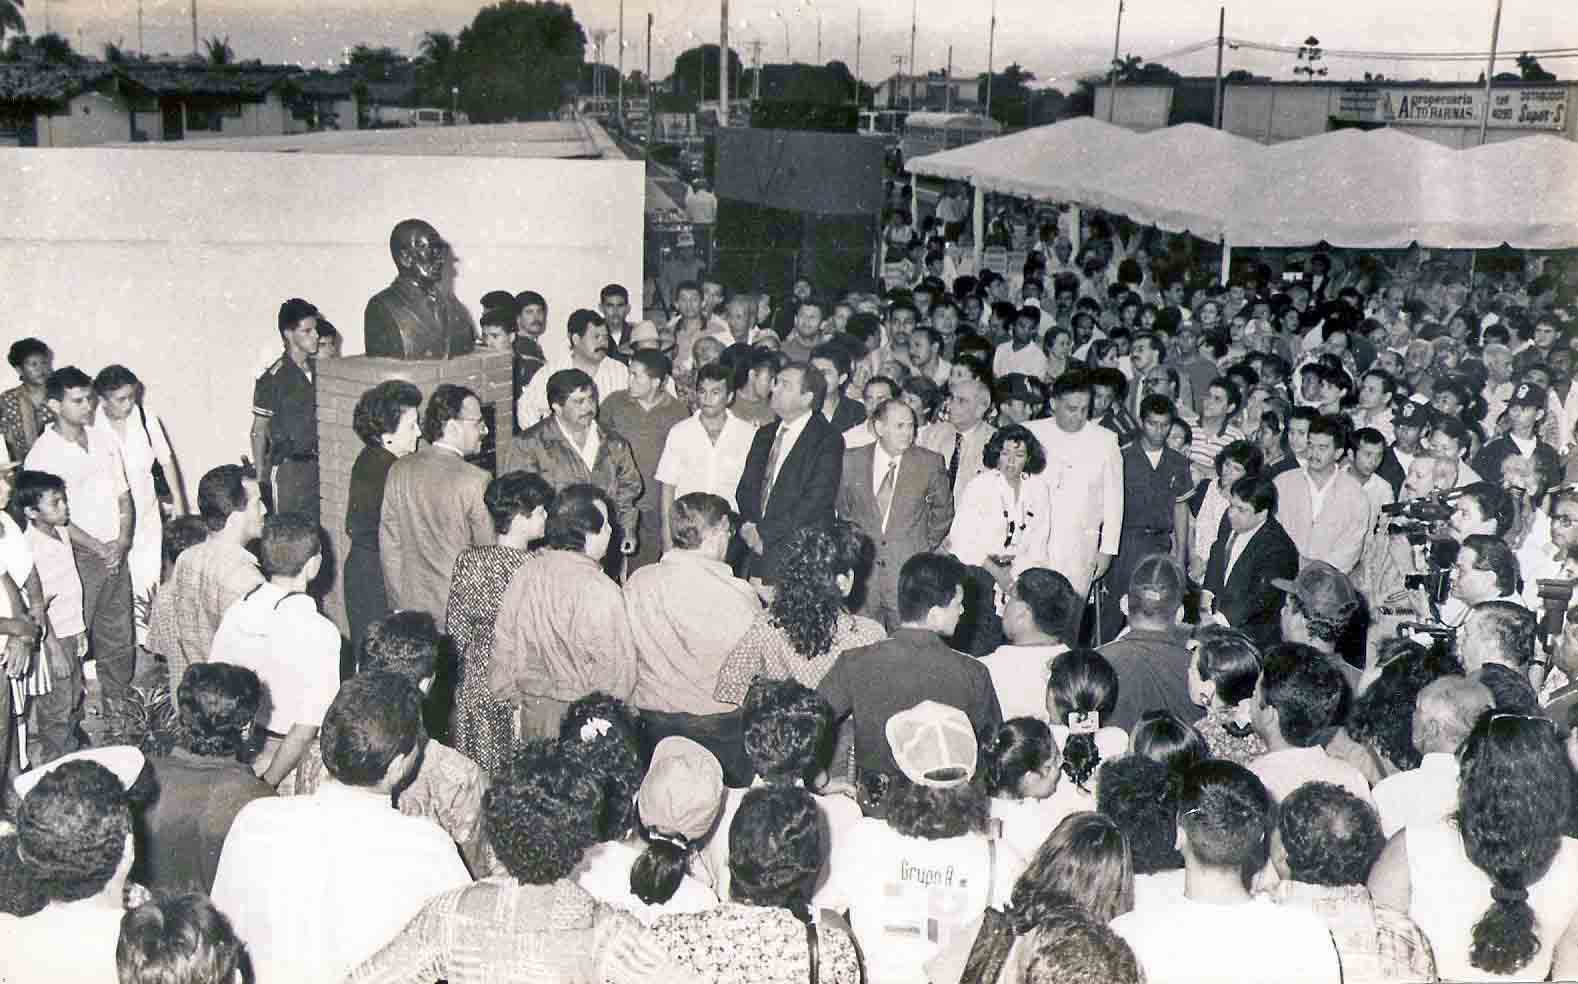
[1553,514,1578,529]
[1487,712,1558,737]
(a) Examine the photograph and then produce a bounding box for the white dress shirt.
[655,411,758,509]
[516,356,631,429]
[1371,751,1460,838]
[24,427,128,544]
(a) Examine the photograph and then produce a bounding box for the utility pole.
[617,0,625,125]
[985,0,996,119]
[855,9,862,105]
[1478,0,1503,146]
[748,39,764,100]
[646,13,654,146]
[1213,6,1225,128]
[908,0,918,112]
[816,14,821,64]
[190,0,197,57]
[720,0,730,126]
[138,0,144,56]
[892,53,904,112]
[945,45,952,112]
[1107,0,1123,122]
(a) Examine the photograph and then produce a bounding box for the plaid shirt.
[1267,881,1437,984]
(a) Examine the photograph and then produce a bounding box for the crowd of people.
[3,204,1578,984]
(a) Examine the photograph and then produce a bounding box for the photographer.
[1439,534,1524,627]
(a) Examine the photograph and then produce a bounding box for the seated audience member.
[627,492,762,783]
[0,756,147,984]
[649,785,865,983]
[577,736,723,925]
[1370,674,1492,837]
[714,521,886,703]
[1248,643,1373,804]
[1110,760,1342,984]
[1098,754,1187,909]
[926,811,1134,984]
[818,553,1002,811]
[211,671,471,983]
[1327,637,1458,786]
[1187,626,1270,764]
[141,662,274,894]
[558,693,647,845]
[1046,649,1128,797]
[700,678,862,901]
[146,463,266,691]
[1370,711,1578,982]
[979,717,1069,866]
[818,701,1021,984]
[490,483,638,739]
[980,568,1079,721]
[117,893,245,984]
[1458,599,1545,713]
[1274,560,1364,693]
[1129,709,1209,775]
[1015,906,1143,984]
[1202,475,1300,651]
[1099,554,1202,730]
[349,738,678,984]
[1269,782,1437,984]
[292,610,490,873]
[208,512,340,790]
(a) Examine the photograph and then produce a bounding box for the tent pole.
[1220,239,1231,286]
[1070,206,1082,257]
[910,178,920,238]
[973,184,986,274]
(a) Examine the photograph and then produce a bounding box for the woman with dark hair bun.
[714,520,885,704]
[979,717,1072,866]
[1045,649,1126,796]
[344,380,423,649]
[1370,710,1578,980]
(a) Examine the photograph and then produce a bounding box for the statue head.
[389,219,448,289]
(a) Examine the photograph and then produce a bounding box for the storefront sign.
[1333,85,1568,130]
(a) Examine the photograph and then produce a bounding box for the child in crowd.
[17,469,84,765]
[979,717,1068,870]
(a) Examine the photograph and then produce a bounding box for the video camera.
[1404,568,1452,605]
[1381,487,1465,544]
[1535,577,1578,650]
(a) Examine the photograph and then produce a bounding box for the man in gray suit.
[379,384,494,618]
[836,399,954,629]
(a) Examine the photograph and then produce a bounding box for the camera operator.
[1514,466,1569,610]
[1438,534,1523,627]
[1459,601,1545,716]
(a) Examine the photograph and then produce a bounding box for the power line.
[1226,37,1578,62]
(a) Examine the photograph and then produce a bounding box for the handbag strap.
[802,911,819,984]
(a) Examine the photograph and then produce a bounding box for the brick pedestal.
[315,350,514,634]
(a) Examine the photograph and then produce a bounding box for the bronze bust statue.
[364,219,476,359]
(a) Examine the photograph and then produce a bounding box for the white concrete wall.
[1094,85,1172,131]
[0,147,644,502]
[36,92,130,147]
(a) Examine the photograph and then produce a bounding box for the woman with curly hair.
[349,737,680,983]
[141,662,273,894]
[650,785,864,983]
[559,692,647,841]
[0,759,141,983]
[1097,754,1186,910]
[1046,649,1126,797]
[946,424,1053,581]
[927,811,1133,984]
[446,470,556,772]
[1370,710,1578,981]
[1326,637,1457,785]
[344,379,422,649]
[820,701,1020,984]
[714,520,885,705]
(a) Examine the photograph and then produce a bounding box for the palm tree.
[417,30,457,104]
[203,33,233,66]
[0,0,24,46]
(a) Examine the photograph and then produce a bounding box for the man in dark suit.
[736,361,844,583]
[836,399,954,628]
[1203,474,1299,652]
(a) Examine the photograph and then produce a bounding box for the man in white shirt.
[1371,675,1492,837]
[24,366,136,733]
[980,569,1078,721]
[992,306,1049,380]
[1248,643,1373,805]
[517,309,630,429]
[1273,414,1368,574]
[1111,760,1342,984]
[212,671,470,984]
[655,362,758,548]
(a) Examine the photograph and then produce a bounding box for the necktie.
[949,431,963,487]
[876,459,898,532]
[761,425,787,510]
[1223,530,1239,578]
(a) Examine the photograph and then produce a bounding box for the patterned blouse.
[0,386,54,463]
[446,544,534,774]
[1195,705,1268,766]
[714,611,886,706]
[649,904,862,984]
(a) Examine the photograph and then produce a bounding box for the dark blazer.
[836,444,954,621]
[1203,515,1299,652]
[737,412,845,581]
[825,396,869,435]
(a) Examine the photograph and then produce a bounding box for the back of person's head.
[1013,568,1079,641]
[484,470,555,536]
[631,737,724,906]
[258,512,320,579]
[318,670,425,788]
[896,551,965,623]
[1345,639,1460,770]
[1457,709,1576,975]
[357,609,440,685]
[117,893,243,984]
[1276,781,1384,887]
[1010,812,1133,931]
[558,692,645,840]
[770,522,870,660]
[196,464,253,533]
[728,785,823,918]
[670,492,734,550]
[485,738,604,885]
[543,483,612,552]
[15,760,130,904]
[1130,710,1208,775]
[1177,760,1273,871]
[1413,674,1494,755]
[1193,626,1263,706]
[1047,649,1119,790]
[1016,905,1143,984]
[1465,599,1538,670]
[1097,754,1184,875]
[1259,643,1347,746]
[741,677,833,784]
[979,717,1059,799]
[162,516,210,571]
[176,662,261,760]
[1126,553,1185,623]
[421,383,476,444]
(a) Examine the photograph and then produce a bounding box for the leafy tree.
[203,34,233,66]
[102,40,127,63]
[347,43,407,82]
[978,62,1036,126]
[1065,75,1101,117]
[416,31,457,104]
[1113,56,1181,84]
[0,0,23,45]
[670,44,743,107]
[1224,69,1264,82]
[1516,52,1556,82]
[454,0,585,122]
[26,31,75,62]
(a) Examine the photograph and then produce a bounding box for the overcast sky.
[44,0,1578,87]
